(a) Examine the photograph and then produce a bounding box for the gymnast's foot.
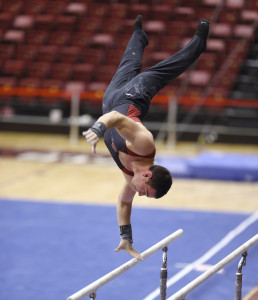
[195,18,209,40]
[134,15,142,31]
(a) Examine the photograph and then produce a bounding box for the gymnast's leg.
[105,16,148,91]
[127,19,210,102]
[102,16,149,113]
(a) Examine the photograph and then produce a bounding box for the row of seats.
[0,6,256,34]
[0,0,257,16]
[0,0,257,108]
[0,37,247,66]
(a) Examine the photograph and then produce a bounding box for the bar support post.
[235,251,247,300]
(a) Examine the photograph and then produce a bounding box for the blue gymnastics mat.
[1,199,257,300]
[156,151,258,182]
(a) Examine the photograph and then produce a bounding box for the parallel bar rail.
[67,229,183,300]
[168,234,258,300]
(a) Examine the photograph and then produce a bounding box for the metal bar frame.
[67,229,183,300]
[167,234,258,300]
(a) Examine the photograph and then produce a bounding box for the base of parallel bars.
[160,247,168,300]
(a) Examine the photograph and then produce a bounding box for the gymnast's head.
[147,165,173,198]
[131,164,173,199]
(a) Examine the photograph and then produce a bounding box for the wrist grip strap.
[119,224,133,244]
[90,122,106,138]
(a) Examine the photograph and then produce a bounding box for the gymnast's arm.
[83,111,154,154]
[114,178,143,261]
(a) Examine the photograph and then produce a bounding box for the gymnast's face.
[131,172,156,198]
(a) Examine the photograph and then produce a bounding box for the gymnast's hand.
[82,130,99,154]
[114,239,143,261]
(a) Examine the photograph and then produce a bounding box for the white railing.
[168,234,258,300]
[67,229,184,300]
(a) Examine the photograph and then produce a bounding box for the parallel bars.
[67,229,183,300]
[168,234,258,300]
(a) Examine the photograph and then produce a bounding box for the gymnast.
[84,15,209,260]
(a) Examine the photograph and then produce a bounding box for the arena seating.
[0,0,257,109]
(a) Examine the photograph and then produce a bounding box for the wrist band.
[119,224,133,244]
[90,122,106,138]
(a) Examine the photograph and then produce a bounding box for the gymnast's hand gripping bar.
[67,229,184,300]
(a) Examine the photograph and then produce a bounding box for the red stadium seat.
[110,3,128,19]
[195,7,215,21]
[59,47,82,63]
[150,5,173,22]
[70,32,92,48]
[45,1,67,15]
[73,64,94,82]
[16,45,38,61]
[34,15,55,31]
[201,0,223,8]
[65,2,88,17]
[41,79,64,90]
[27,62,51,79]
[0,45,15,60]
[173,7,195,22]
[246,0,258,10]
[240,10,258,24]
[162,0,180,6]
[188,70,212,87]
[218,10,240,25]
[210,23,232,39]
[23,1,46,15]
[101,19,124,35]
[65,81,87,93]
[50,63,73,81]
[55,16,77,32]
[144,20,166,35]
[225,0,245,9]
[206,39,226,53]
[87,82,108,92]
[37,46,59,63]
[167,21,189,37]
[129,5,150,20]
[48,31,71,46]
[26,30,49,45]
[13,15,34,30]
[197,53,219,71]
[233,25,255,39]
[3,30,25,44]
[0,13,13,30]
[1,0,23,14]
[89,34,115,49]
[78,17,102,33]
[3,60,26,78]
[88,4,109,19]
[82,48,106,65]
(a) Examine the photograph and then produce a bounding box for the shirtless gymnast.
[83,15,209,260]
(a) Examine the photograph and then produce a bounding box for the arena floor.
[0,131,257,300]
